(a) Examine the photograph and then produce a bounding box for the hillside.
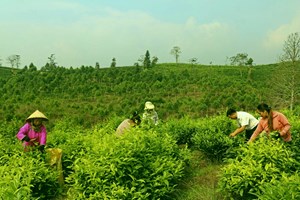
[0,66,13,79]
[0,63,294,127]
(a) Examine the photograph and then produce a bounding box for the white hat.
[144,101,155,110]
[26,110,48,121]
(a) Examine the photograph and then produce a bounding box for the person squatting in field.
[116,111,141,135]
[248,103,292,143]
[227,108,259,141]
[16,110,48,152]
[142,101,159,126]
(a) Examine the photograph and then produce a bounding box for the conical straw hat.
[26,110,48,121]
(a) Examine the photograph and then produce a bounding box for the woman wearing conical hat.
[16,110,48,152]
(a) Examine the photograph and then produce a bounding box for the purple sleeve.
[39,125,47,145]
[16,123,30,141]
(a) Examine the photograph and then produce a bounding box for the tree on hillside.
[48,54,57,67]
[42,54,57,71]
[170,46,181,64]
[95,62,100,69]
[28,63,37,71]
[229,53,253,66]
[144,50,151,68]
[151,56,158,67]
[246,58,254,66]
[110,58,116,68]
[229,53,254,81]
[6,54,21,68]
[280,32,300,62]
[189,58,198,65]
[135,51,158,69]
[271,32,300,110]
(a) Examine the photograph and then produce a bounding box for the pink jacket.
[16,122,47,147]
[249,111,291,142]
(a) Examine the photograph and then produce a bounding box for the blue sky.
[1,0,300,68]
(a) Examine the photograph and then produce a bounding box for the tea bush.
[254,173,300,199]
[191,115,243,161]
[0,118,22,144]
[218,137,299,199]
[66,127,191,199]
[0,150,61,199]
[157,116,199,146]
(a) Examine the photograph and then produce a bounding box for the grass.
[172,150,224,200]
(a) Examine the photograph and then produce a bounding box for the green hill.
[0,63,296,127]
[0,66,13,79]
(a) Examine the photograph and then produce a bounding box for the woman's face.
[257,109,268,118]
[33,118,42,126]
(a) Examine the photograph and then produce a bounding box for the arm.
[278,113,291,136]
[39,125,47,145]
[248,122,264,143]
[229,126,246,137]
[16,123,30,141]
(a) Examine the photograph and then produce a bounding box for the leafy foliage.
[0,144,61,199]
[191,116,243,161]
[65,127,190,199]
[254,173,300,200]
[1,63,282,127]
[218,137,299,199]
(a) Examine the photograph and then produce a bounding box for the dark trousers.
[245,125,258,140]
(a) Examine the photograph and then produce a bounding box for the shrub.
[191,115,242,161]
[66,128,191,199]
[0,150,61,200]
[158,116,199,146]
[218,137,299,199]
[254,173,300,199]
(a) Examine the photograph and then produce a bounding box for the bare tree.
[6,54,21,68]
[48,54,57,67]
[271,32,300,110]
[170,46,181,64]
[280,32,300,62]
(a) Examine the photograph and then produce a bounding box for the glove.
[38,145,45,153]
[22,135,30,142]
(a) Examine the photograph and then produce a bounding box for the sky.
[1,0,300,68]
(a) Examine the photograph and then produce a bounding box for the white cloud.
[263,14,300,49]
[1,6,234,67]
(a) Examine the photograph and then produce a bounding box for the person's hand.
[22,135,30,142]
[229,132,236,137]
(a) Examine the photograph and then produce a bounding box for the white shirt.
[236,111,259,130]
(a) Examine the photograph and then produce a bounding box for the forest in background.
[1,62,299,129]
